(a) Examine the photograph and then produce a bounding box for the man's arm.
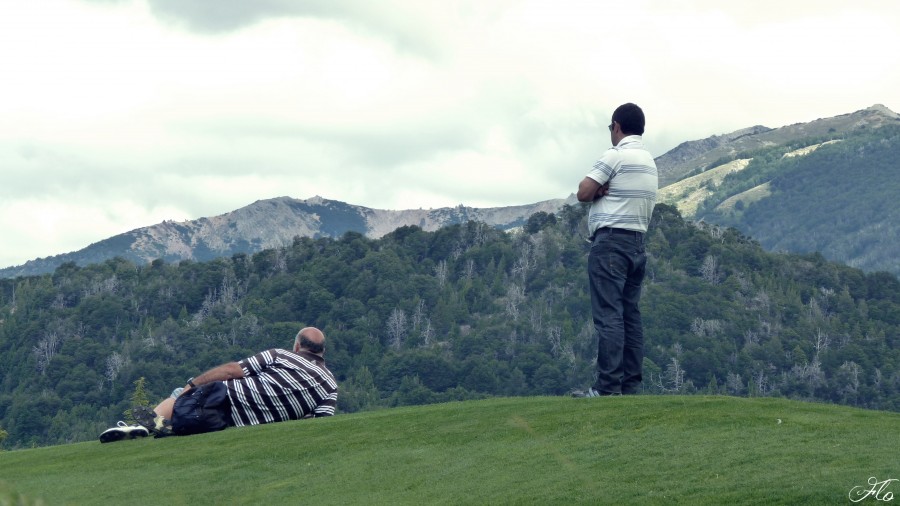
[182,362,245,393]
[577,177,609,202]
[312,392,338,418]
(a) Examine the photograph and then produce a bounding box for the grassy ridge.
[1,396,897,505]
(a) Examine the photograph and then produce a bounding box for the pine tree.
[706,375,720,395]
[124,377,151,424]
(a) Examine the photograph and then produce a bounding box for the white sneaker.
[99,421,150,443]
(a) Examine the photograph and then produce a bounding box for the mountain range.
[2,104,898,279]
[654,103,900,185]
[0,195,571,278]
[657,104,900,275]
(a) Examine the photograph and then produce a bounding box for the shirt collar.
[298,350,325,363]
[616,135,644,149]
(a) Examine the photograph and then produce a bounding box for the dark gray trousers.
[588,228,647,395]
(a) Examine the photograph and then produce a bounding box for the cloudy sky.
[2,0,899,269]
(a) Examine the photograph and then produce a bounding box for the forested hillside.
[1,205,899,448]
[694,123,900,275]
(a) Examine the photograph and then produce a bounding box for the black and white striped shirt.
[225,348,338,426]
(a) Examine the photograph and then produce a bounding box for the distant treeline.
[1,204,898,448]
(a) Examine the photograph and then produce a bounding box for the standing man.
[576,103,658,396]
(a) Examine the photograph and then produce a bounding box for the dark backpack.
[171,382,231,436]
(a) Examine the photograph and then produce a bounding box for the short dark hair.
[612,103,645,136]
[299,334,325,354]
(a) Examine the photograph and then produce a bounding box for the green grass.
[1,396,897,505]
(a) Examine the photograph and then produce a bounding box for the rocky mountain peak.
[0,196,570,278]
[865,103,899,118]
[303,195,328,205]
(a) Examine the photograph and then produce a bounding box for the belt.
[590,227,643,241]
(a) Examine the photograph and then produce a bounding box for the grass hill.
[1,396,897,505]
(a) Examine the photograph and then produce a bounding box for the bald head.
[294,327,326,356]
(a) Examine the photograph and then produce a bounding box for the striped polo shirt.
[586,135,658,234]
[225,348,338,426]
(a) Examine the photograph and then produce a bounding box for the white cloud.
[1,0,899,268]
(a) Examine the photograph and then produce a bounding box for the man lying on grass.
[100,326,338,443]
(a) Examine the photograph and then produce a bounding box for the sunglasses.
[608,122,615,132]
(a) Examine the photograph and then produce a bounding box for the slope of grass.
[658,159,751,218]
[716,182,772,213]
[660,141,839,218]
[1,395,897,505]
